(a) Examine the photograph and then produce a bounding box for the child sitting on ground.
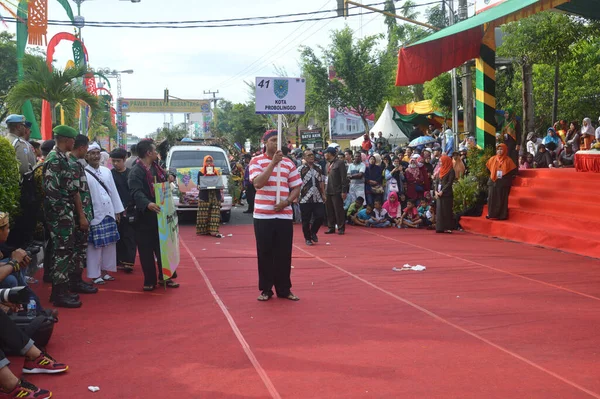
[399,199,421,229]
[346,196,365,225]
[353,203,373,227]
[366,199,391,228]
[417,198,433,228]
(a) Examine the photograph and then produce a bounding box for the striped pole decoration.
[475,24,497,149]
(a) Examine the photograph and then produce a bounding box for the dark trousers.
[325,193,345,231]
[253,218,293,296]
[117,219,137,266]
[43,229,53,281]
[0,309,34,367]
[135,211,163,286]
[245,185,256,212]
[300,203,325,240]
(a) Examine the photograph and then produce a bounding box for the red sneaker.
[22,352,68,374]
[0,379,51,399]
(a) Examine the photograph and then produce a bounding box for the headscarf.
[201,155,219,176]
[581,117,594,136]
[534,144,552,168]
[438,155,453,178]
[542,127,560,146]
[374,153,382,166]
[486,143,517,182]
[383,191,400,218]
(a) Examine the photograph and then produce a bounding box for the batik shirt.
[298,164,324,204]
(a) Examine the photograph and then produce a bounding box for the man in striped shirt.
[249,130,302,302]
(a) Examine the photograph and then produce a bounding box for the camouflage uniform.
[43,149,78,285]
[69,154,93,283]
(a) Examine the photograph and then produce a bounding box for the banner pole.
[276,114,282,203]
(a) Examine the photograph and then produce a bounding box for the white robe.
[85,165,124,279]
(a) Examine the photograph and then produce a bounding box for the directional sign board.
[255,77,306,115]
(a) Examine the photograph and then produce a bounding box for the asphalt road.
[178,204,254,226]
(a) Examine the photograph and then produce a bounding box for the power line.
[216,0,333,88]
[0,0,442,29]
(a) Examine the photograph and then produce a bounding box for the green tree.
[6,57,99,126]
[499,11,589,123]
[300,27,390,133]
[0,137,21,218]
[211,100,268,148]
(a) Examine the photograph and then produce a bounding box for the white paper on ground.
[392,264,426,272]
[88,386,100,392]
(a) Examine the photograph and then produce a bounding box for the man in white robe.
[85,143,124,285]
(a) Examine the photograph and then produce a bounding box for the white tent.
[350,102,409,148]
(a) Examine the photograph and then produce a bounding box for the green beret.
[53,125,78,138]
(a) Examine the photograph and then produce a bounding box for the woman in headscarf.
[581,117,595,150]
[533,144,554,168]
[566,121,580,152]
[405,155,427,200]
[364,155,383,206]
[382,191,401,226]
[501,108,521,166]
[196,155,223,238]
[542,127,562,157]
[486,143,518,220]
[434,155,455,233]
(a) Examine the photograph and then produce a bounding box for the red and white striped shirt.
[249,154,301,220]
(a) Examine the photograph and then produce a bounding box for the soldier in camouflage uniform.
[43,125,86,308]
[68,135,98,295]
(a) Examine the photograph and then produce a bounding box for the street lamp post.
[92,68,134,148]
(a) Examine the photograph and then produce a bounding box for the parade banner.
[154,182,180,280]
[121,99,211,114]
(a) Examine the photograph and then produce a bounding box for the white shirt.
[595,126,600,141]
[85,165,124,226]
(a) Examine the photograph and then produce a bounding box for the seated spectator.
[417,199,433,228]
[533,144,554,168]
[366,200,391,228]
[519,153,534,169]
[565,121,580,152]
[0,212,45,314]
[0,309,67,399]
[542,127,562,157]
[398,193,408,211]
[346,197,365,225]
[382,192,401,222]
[399,199,421,229]
[559,146,575,168]
[526,132,538,156]
[352,204,373,227]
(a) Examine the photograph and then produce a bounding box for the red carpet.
[13,224,600,398]
[461,168,600,259]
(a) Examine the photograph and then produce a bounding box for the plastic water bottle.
[27,300,36,319]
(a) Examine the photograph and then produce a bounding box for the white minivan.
[166,144,233,222]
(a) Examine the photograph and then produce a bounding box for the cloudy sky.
[2,0,471,137]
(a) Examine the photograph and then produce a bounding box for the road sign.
[300,129,323,146]
[255,77,306,115]
[121,99,211,113]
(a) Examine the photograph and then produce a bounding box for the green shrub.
[0,136,21,218]
[453,176,479,214]
[466,146,495,192]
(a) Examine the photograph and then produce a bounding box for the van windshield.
[169,151,230,174]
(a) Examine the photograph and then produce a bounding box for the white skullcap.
[87,142,101,152]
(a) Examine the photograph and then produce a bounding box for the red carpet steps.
[460,168,600,259]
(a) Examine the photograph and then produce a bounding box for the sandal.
[102,274,115,281]
[93,277,106,285]
[283,292,300,301]
[123,265,134,274]
[143,285,155,291]
[158,279,180,288]
[257,291,273,301]
[211,233,224,238]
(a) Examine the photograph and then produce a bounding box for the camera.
[25,246,41,258]
[0,287,30,304]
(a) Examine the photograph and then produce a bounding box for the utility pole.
[204,89,219,127]
[447,1,459,151]
[458,0,474,138]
